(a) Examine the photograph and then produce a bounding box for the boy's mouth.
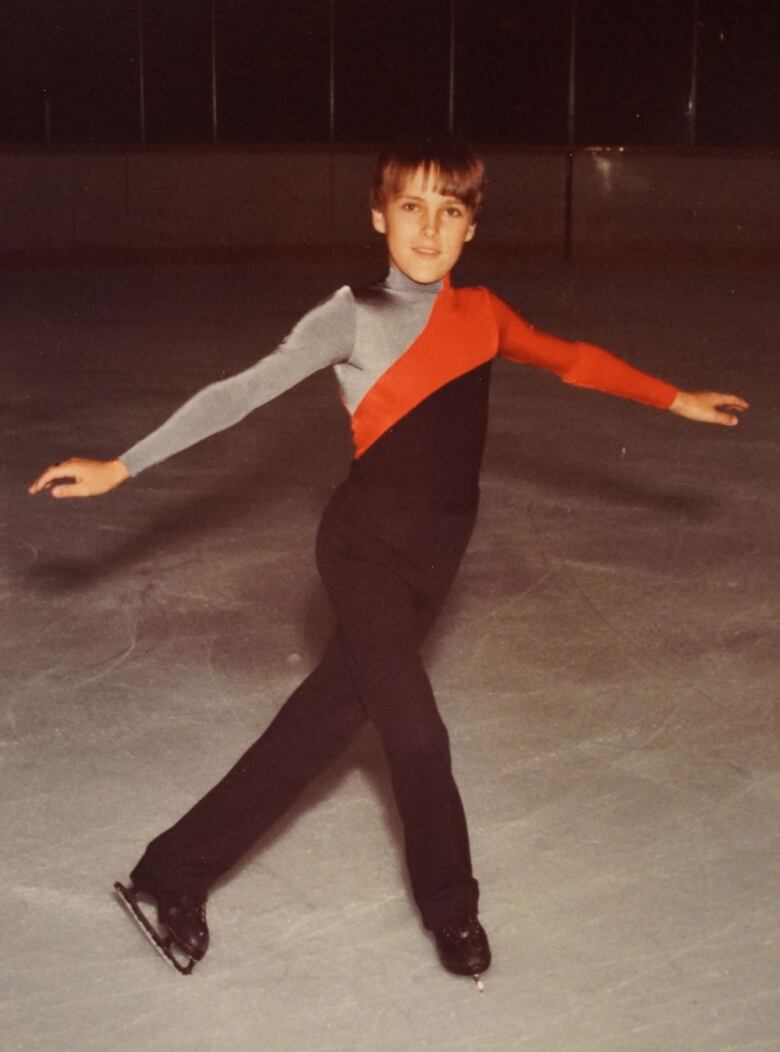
[412,247,440,257]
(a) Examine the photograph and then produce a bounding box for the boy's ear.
[371,208,387,234]
[465,222,477,242]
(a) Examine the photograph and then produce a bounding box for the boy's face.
[372,165,476,284]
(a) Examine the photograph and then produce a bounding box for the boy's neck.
[386,264,450,294]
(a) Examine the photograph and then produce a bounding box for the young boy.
[29,137,747,987]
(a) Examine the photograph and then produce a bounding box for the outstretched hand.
[669,391,749,427]
[28,457,130,499]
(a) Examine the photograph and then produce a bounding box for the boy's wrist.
[110,458,131,483]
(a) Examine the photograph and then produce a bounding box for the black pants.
[132,478,480,930]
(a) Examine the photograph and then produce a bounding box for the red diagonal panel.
[351,286,498,458]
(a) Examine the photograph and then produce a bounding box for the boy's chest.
[350,288,499,378]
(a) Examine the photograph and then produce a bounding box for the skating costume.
[121,267,676,932]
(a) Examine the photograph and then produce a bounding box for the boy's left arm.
[490,293,748,426]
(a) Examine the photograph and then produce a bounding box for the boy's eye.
[401,201,419,212]
[445,206,463,217]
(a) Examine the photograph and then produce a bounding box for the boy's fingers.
[29,459,85,494]
[29,467,86,496]
[714,394,749,411]
[51,481,89,499]
[713,394,749,425]
[715,411,740,426]
[28,465,65,493]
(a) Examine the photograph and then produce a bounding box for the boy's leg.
[131,634,365,898]
[130,482,480,931]
[316,487,480,931]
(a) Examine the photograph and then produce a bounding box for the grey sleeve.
[119,285,355,476]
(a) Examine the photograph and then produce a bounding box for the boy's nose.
[421,214,439,236]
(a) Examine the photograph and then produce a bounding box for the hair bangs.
[372,137,486,215]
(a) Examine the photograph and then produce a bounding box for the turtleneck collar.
[384,265,450,295]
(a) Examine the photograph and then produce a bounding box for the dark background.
[0,0,778,147]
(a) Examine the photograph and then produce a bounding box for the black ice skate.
[114,881,209,975]
[434,916,491,992]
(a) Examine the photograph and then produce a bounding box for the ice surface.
[2,255,779,1051]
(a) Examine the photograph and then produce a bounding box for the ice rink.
[3,254,779,1050]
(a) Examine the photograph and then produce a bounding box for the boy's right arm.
[120,286,354,477]
[28,286,355,499]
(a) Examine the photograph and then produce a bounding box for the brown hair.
[371,135,487,216]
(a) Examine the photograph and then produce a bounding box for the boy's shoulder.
[305,284,355,314]
[449,282,502,314]
[450,280,494,297]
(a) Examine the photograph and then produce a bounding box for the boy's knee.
[384,716,451,765]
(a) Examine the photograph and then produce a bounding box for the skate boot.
[114,881,209,975]
[157,889,210,961]
[434,915,491,991]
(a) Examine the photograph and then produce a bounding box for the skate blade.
[473,974,485,993]
[114,881,196,976]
